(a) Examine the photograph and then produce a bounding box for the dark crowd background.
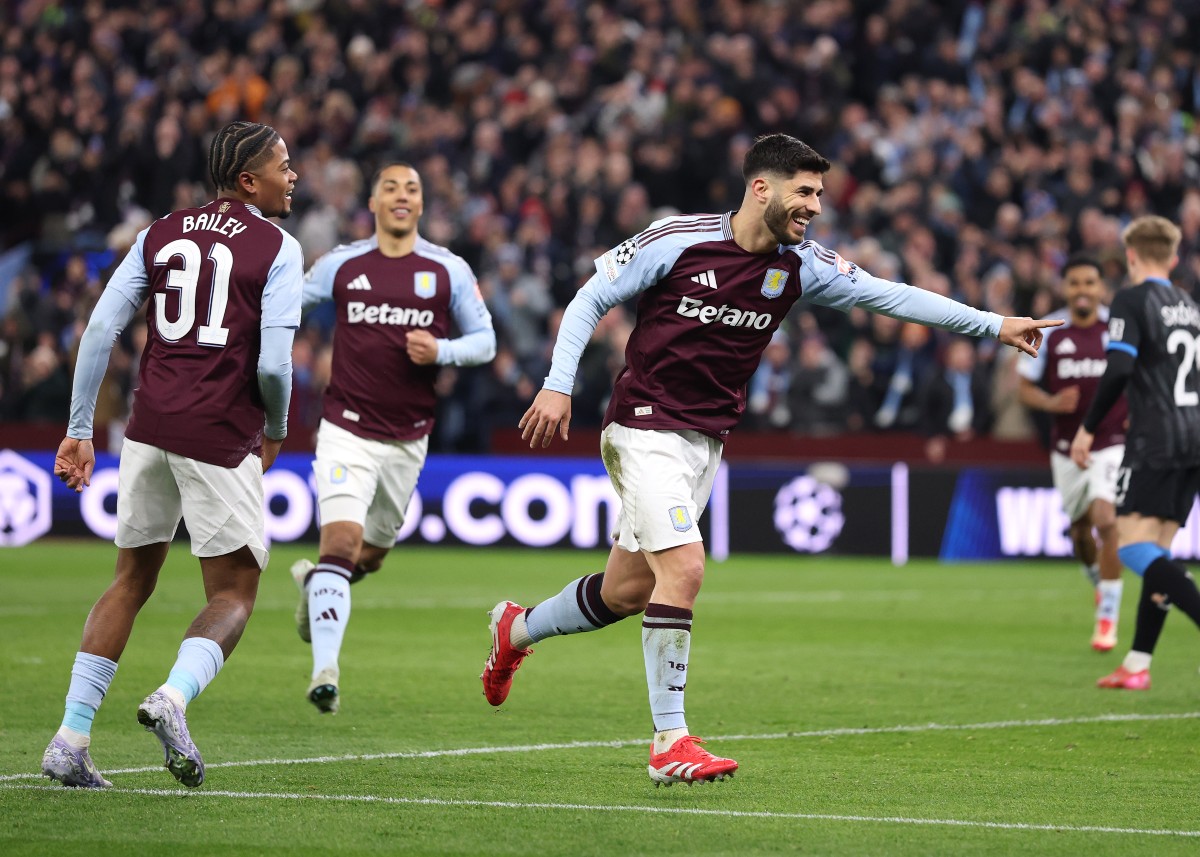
[3,0,1200,459]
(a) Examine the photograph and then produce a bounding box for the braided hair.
[208,121,281,192]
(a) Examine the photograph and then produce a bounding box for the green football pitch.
[2,540,1198,856]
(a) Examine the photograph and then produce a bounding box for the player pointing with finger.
[481,133,1061,786]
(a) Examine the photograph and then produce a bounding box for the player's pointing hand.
[520,389,572,449]
[998,316,1065,356]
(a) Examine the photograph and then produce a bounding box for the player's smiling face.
[250,139,297,219]
[1063,264,1104,323]
[763,170,823,245]
[371,166,424,238]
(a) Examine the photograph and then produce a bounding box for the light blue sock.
[61,652,118,736]
[164,638,225,705]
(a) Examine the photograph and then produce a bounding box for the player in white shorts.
[602,423,722,553]
[290,161,495,713]
[1018,255,1127,651]
[117,439,269,568]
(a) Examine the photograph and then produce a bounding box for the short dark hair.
[370,160,419,191]
[742,134,831,183]
[208,121,281,191]
[1062,253,1102,278]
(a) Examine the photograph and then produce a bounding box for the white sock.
[56,726,90,749]
[509,610,534,649]
[1097,579,1123,623]
[1084,564,1101,587]
[642,603,691,737]
[1123,650,1152,672]
[309,571,351,678]
[653,726,689,754]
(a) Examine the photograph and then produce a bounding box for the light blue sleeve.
[67,231,151,439]
[301,248,339,311]
[436,258,497,367]
[258,326,294,439]
[542,232,690,394]
[793,241,1003,338]
[262,233,304,328]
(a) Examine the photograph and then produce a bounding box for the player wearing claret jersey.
[43,122,303,789]
[1072,216,1200,691]
[290,162,495,714]
[1018,256,1127,651]
[481,133,1061,785]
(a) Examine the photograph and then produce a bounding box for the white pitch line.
[3,710,1197,783]
[1,784,1197,839]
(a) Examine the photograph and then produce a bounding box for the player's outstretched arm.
[520,389,572,449]
[998,316,1064,356]
[54,437,95,492]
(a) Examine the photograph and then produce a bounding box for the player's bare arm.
[520,389,572,449]
[999,316,1064,356]
[261,436,283,472]
[406,329,439,365]
[1069,426,1094,468]
[1017,377,1080,414]
[54,436,95,492]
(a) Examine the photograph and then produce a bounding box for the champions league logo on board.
[773,475,844,553]
[0,450,52,547]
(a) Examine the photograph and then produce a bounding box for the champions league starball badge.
[614,239,638,266]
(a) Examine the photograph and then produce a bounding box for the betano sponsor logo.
[1056,357,1106,379]
[347,302,434,326]
[675,296,773,329]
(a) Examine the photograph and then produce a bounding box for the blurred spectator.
[746,330,792,431]
[919,337,994,460]
[3,1,1199,449]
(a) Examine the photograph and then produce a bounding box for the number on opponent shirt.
[1167,328,1200,407]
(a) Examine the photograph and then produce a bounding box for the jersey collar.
[1142,276,1172,287]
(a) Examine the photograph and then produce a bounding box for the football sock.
[643,603,691,735]
[524,573,623,644]
[653,727,689,755]
[1096,579,1123,623]
[59,652,118,743]
[310,569,352,678]
[1082,563,1100,588]
[1123,650,1152,673]
[163,637,225,707]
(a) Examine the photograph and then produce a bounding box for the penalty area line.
[2,710,1198,783]
[1,783,1198,838]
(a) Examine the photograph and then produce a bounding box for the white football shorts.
[1051,445,1125,522]
[115,437,268,569]
[601,422,723,553]
[312,419,428,548]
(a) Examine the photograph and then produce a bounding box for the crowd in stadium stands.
[3,0,1200,458]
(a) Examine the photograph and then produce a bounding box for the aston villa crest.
[761,268,788,298]
[415,271,437,298]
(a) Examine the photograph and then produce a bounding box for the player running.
[290,161,495,714]
[1072,215,1200,690]
[1018,256,1126,651]
[481,133,1062,785]
[43,121,303,788]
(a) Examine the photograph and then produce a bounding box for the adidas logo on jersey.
[1054,338,1076,355]
[690,270,718,288]
[676,296,773,329]
[347,274,373,291]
